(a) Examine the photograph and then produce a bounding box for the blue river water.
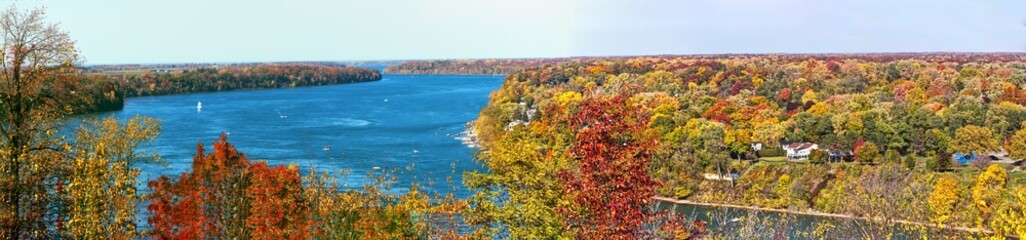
[82,74,504,198]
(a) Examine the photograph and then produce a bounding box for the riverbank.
[652,196,1014,237]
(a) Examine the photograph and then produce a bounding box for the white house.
[751,142,763,151]
[783,142,818,160]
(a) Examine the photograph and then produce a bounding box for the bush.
[856,142,880,164]
[903,156,917,170]
[934,152,953,171]
[758,147,786,158]
[884,149,901,164]
[809,149,827,164]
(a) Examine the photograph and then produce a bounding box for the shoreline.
[652,196,1012,237]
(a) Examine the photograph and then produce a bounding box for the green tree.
[884,149,901,164]
[903,155,916,171]
[686,119,731,185]
[948,125,997,155]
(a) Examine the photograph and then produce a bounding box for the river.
[79,73,962,238]
[84,74,504,198]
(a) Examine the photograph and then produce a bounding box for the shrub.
[903,156,917,170]
[855,142,880,164]
[934,152,953,171]
[809,149,827,164]
[884,149,901,164]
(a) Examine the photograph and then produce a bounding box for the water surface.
[91,74,503,198]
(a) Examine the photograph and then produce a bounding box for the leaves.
[972,164,1008,225]
[949,125,998,154]
[558,95,660,238]
[927,175,959,225]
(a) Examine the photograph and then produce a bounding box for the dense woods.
[384,58,589,75]
[470,53,1026,238]
[108,65,381,97]
[70,65,382,113]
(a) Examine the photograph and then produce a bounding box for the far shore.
[652,196,1017,238]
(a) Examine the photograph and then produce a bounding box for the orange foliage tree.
[147,135,307,239]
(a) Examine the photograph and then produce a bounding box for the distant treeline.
[384,53,1026,75]
[384,58,589,75]
[69,76,126,114]
[73,65,382,113]
[86,62,351,73]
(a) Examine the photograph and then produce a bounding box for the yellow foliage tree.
[464,130,572,239]
[927,176,959,225]
[801,89,819,104]
[554,91,583,106]
[65,116,161,239]
[972,164,1008,226]
[989,187,1026,237]
[1008,123,1026,160]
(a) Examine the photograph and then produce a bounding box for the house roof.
[785,142,817,151]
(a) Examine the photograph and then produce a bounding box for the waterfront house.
[783,142,818,160]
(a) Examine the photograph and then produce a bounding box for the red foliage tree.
[147,134,306,239]
[778,88,793,101]
[558,95,660,238]
[247,162,308,239]
[701,100,733,125]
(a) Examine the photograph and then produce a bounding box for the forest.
[469,54,1026,238]
[71,64,382,113]
[106,64,381,97]
[383,58,592,75]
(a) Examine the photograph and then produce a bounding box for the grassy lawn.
[946,165,1025,188]
[759,156,787,162]
[756,156,814,164]
[751,159,787,170]
[788,159,812,164]
[1010,171,1026,188]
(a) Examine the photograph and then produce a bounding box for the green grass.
[1010,171,1026,188]
[753,159,787,168]
[759,156,787,162]
[788,159,812,164]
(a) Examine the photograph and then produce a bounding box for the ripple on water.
[87,74,504,199]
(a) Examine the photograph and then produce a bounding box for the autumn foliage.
[467,54,1026,238]
[559,95,660,238]
[146,134,452,239]
[147,135,306,239]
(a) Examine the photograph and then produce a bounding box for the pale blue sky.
[12,0,1026,64]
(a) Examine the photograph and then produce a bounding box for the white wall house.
[783,142,818,160]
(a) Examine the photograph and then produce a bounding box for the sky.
[12,0,1026,64]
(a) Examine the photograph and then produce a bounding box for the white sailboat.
[197,102,202,112]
